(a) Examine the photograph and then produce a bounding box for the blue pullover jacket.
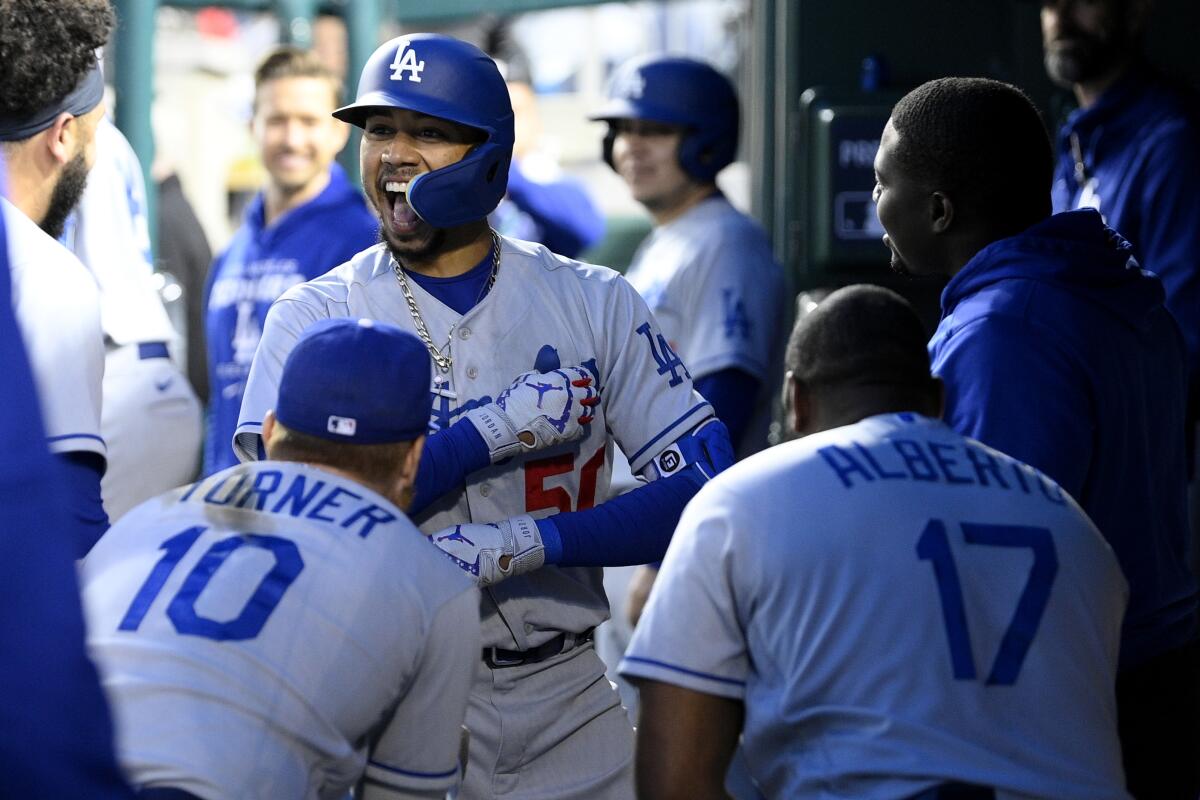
[1052,68,1200,373]
[204,165,378,474]
[931,209,1196,668]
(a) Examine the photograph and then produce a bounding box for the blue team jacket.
[930,209,1197,668]
[203,164,379,474]
[1052,68,1200,372]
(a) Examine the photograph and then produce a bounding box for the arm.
[633,681,742,800]
[57,451,109,558]
[430,419,734,584]
[694,367,761,452]
[1134,124,1200,372]
[359,587,480,800]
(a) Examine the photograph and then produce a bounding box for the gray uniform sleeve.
[598,276,714,474]
[233,297,329,461]
[675,236,782,383]
[360,586,481,799]
[619,482,750,699]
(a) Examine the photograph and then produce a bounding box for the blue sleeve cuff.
[539,466,706,567]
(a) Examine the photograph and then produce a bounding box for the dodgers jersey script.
[1,196,105,459]
[622,413,1130,800]
[82,461,479,800]
[236,236,712,649]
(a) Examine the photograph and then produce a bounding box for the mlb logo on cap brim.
[327,415,358,437]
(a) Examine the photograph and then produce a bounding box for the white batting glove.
[465,366,599,463]
[430,516,545,587]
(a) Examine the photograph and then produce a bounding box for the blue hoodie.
[203,164,379,474]
[930,209,1196,668]
[1052,68,1200,372]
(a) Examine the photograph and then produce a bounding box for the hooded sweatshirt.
[1052,68,1200,372]
[930,208,1196,669]
[204,164,379,475]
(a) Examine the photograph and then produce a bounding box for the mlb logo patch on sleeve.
[327,415,358,436]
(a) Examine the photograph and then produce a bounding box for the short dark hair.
[0,0,114,120]
[890,77,1053,234]
[267,422,416,488]
[253,46,341,105]
[785,284,934,403]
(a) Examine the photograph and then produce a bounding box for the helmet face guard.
[335,34,515,228]
[590,55,739,183]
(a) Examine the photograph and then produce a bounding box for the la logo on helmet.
[389,42,425,83]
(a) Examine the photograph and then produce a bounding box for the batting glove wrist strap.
[464,366,600,464]
[431,515,546,587]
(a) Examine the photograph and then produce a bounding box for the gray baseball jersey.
[624,194,784,456]
[236,235,712,651]
[2,197,105,459]
[82,461,479,800]
[622,413,1130,800]
[64,118,202,521]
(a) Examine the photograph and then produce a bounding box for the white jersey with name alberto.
[82,461,479,800]
[625,194,784,456]
[621,413,1129,800]
[2,197,105,458]
[235,236,713,650]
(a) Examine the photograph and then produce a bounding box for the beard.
[1044,27,1131,88]
[40,152,90,240]
[381,225,447,267]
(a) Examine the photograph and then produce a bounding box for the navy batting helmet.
[334,34,514,228]
[590,55,739,183]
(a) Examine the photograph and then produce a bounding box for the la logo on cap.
[390,42,425,83]
[327,415,358,436]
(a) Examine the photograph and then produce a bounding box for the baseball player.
[204,46,380,475]
[0,155,133,799]
[236,33,733,799]
[622,285,1131,800]
[0,0,114,556]
[84,318,480,800]
[64,116,203,522]
[591,54,784,458]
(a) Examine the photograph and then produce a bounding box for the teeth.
[384,180,408,194]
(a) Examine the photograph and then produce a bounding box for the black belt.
[483,628,594,669]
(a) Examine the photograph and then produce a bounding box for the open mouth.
[382,178,421,233]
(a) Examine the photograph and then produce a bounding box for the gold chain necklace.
[391,228,501,374]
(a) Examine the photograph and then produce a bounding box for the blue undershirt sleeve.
[537,464,707,567]
[409,420,491,517]
[58,451,109,558]
[694,368,760,451]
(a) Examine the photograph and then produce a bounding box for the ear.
[930,191,955,234]
[329,116,351,151]
[391,433,425,510]
[789,378,812,436]
[261,410,278,455]
[44,112,78,166]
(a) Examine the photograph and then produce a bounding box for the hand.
[625,564,659,628]
[430,516,545,586]
[465,366,600,462]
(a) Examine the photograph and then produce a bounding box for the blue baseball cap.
[275,318,430,444]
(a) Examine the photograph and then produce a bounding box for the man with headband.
[0,0,116,556]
